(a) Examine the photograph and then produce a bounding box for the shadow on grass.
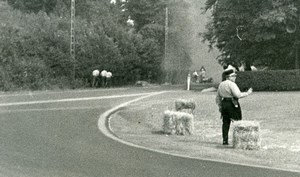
[152,130,193,136]
[215,144,234,149]
[198,141,235,149]
[152,130,166,135]
[152,130,234,150]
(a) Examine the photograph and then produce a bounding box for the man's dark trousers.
[222,117,231,144]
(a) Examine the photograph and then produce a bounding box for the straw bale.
[163,110,194,135]
[233,121,261,150]
[175,99,196,114]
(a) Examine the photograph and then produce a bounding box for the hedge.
[235,70,300,91]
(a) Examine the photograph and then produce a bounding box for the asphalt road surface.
[0,88,299,177]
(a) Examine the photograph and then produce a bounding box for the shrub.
[236,70,300,91]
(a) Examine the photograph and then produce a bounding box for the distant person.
[238,65,245,71]
[92,69,99,87]
[226,64,237,71]
[106,71,112,88]
[238,63,257,71]
[216,69,253,145]
[192,70,199,82]
[199,66,206,82]
[251,65,257,71]
[100,70,107,87]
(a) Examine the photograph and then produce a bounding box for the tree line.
[0,0,172,90]
[2,0,295,91]
[202,0,300,71]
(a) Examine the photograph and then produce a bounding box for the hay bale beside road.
[233,121,261,150]
[163,110,194,135]
[175,99,196,114]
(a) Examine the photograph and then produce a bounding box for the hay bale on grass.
[175,99,196,114]
[233,121,261,150]
[135,80,152,87]
[163,110,194,135]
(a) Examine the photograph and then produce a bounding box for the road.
[0,88,299,177]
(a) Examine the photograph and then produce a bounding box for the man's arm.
[231,83,252,98]
[216,90,222,112]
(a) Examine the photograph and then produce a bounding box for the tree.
[202,0,300,70]
[122,0,193,83]
[7,0,90,16]
[123,0,166,31]
[7,0,57,14]
[0,0,194,90]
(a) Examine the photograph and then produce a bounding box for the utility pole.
[165,7,168,62]
[70,0,76,82]
[164,7,169,83]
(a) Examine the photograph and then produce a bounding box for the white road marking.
[0,92,156,107]
[0,88,129,97]
[0,106,102,114]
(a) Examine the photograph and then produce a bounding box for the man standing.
[216,69,253,145]
[100,70,107,87]
[199,66,206,82]
[192,70,199,82]
[92,69,99,87]
[105,71,112,88]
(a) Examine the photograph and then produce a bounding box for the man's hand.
[247,88,253,94]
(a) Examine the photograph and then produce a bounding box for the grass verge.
[110,90,300,172]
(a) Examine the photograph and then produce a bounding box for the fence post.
[187,74,191,90]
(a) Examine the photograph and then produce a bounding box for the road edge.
[97,91,300,174]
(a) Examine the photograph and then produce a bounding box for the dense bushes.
[0,1,166,91]
[0,7,74,91]
[236,70,300,91]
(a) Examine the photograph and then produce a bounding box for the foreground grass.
[110,90,300,172]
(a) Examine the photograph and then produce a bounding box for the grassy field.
[110,89,300,172]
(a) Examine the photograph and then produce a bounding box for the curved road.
[0,88,299,177]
